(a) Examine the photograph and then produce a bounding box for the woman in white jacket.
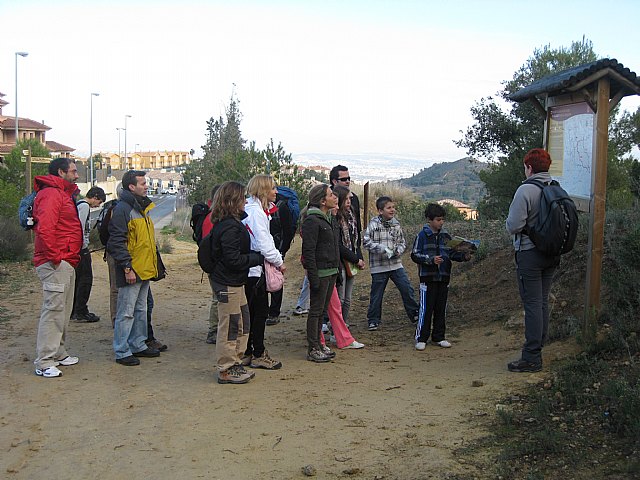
[242,175,286,370]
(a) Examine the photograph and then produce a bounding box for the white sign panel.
[547,102,594,200]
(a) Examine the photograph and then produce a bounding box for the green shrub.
[0,179,23,218]
[158,235,173,254]
[0,216,31,262]
[601,208,640,357]
[160,225,177,235]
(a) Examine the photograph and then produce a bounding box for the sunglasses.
[338,176,351,182]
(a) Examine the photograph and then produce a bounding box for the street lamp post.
[14,51,28,144]
[116,127,124,169]
[89,93,99,185]
[124,114,132,170]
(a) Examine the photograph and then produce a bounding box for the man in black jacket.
[330,165,361,233]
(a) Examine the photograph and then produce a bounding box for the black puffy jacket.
[210,214,263,287]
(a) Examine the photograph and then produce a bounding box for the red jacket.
[33,175,82,268]
[202,199,214,237]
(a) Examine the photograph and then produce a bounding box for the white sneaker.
[435,340,452,348]
[56,355,79,366]
[321,323,329,333]
[415,342,427,351]
[35,366,63,378]
[293,306,309,315]
[342,341,364,349]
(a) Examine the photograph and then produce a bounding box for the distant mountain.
[292,153,446,182]
[398,157,488,207]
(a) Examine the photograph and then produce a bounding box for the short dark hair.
[48,157,74,176]
[329,165,348,184]
[425,203,446,220]
[122,170,147,191]
[376,196,393,211]
[524,148,552,173]
[86,186,107,202]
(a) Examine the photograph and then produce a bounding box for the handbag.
[264,261,284,292]
[343,259,359,278]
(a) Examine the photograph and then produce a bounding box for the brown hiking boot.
[250,350,282,370]
[217,364,252,384]
[146,338,168,351]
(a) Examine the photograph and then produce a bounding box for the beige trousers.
[34,261,76,369]
[215,285,250,371]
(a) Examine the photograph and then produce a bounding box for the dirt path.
[0,239,559,479]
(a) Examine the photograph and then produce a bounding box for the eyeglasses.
[338,176,351,182]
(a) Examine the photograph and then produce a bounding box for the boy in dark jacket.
[411,203,470,350]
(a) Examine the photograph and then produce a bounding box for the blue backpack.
[18,191,37,230]
[276,186,300,235]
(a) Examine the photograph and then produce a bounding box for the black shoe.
[507,359,542,373]
[133,347,161,358]
[266,316,280,326]
[74,312,100,323]
[116,355,140,366]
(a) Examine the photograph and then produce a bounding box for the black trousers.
[244,276,269,358]
[147,287,155,341]
[415,280,449,343]
[268,288,284,317]
[72,248,93,316]
[515,249,558,364]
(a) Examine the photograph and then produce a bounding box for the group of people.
[31,163,166,377]
[30,149,561,381]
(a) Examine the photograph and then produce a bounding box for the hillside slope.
[400,157,488,206]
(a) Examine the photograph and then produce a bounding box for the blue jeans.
[367,267,419,325]
[113,281,150,359]
[515,249,558,364]
[296,275,310,310]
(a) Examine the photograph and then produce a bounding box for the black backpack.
[197,230,216,274]
[95,199,119,247]
[523,179,578,256]
[190,202,209,243]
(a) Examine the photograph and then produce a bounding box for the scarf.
[340,210,356,250]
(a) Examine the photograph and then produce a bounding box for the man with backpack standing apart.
[71,186,106,323]
[506,148,577,373]
[107,170,161,366]
[32,158,82,378]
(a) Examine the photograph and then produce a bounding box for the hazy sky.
[1,0,639,161]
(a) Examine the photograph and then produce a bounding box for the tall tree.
[184,93,247,202]
[184,94,312,205]
[455,38,597,217]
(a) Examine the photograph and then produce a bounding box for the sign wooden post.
[363,181,370,227]
[584,77,611,340]
[25,147,32,195]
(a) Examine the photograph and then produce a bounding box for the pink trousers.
[320,286,356,349]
